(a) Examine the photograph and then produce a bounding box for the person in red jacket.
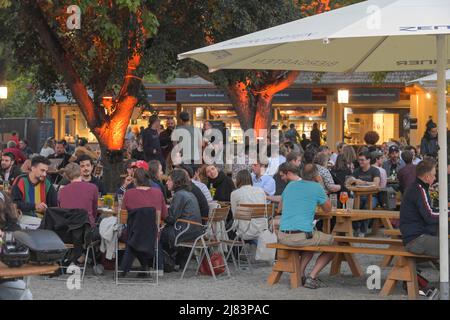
[3,141,26,165]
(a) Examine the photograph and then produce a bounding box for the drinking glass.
[117,194,124,211]
[339,192,349,210]
[346,198,354,212]
[330,194,338,212]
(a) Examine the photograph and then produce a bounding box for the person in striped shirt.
[11,156,57,218]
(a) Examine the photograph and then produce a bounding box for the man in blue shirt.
[278,163,335,289]
[251,162,275,196]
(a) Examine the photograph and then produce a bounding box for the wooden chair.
[224,204,273,271]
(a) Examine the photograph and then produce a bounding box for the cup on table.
[117,194,124,208]
[346,198,354,212]
[329,194,338,212]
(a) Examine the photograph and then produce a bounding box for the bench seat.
[266,238,433,300]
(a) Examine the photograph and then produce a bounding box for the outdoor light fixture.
[0,86,7,99]
[337,89,349,104]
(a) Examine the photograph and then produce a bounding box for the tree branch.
[22,0,98,128]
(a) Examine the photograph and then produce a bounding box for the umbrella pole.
[437,34,449,300]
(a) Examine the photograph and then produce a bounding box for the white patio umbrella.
[179,0,450,299]
[407,69,450,85]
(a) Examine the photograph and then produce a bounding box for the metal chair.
[224,203,273,272]
[115,209,160,285]
[175,217,231,280]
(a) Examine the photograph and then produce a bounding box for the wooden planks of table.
[0,261,59,280]
[316,209,400,236]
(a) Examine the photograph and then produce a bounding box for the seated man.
[251,161,275,197]
[58,163,99,227]
[11,156,57,222]
[351,151,381,237]
[278,163,335,289]
[47,141,72,184]
[400,159,448,258]
[0,152,22,185]
[273,151,302,196]
[77,154,105,196]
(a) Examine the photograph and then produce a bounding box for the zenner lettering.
[400,25,450,32]
[251,58,339,67]
[397,59,450,66]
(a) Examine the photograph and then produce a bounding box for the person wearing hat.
[382,145,405,180]
[58,162,99,227]
[0,152,22,185]
[420,120,439,158]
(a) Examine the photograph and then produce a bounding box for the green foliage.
[147,0,301,90]
[0,73,37,118]
[0,0,159,104]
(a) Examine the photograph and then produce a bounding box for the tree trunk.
[226,82,254,131]
[98,144,124,193]
[254,93,274,138]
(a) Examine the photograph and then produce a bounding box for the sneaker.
[357,232,366,238]
[303,276,320,289]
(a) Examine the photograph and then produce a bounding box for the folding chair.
[175,218,231,280]
[115,208,160,285]
[225,203,273,272]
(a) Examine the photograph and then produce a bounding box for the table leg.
[368,194,373,209]
[322,218,331,234]
[332,217,353,237]
[354,195,361,210]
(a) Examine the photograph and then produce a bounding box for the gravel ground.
[28,250,440,300]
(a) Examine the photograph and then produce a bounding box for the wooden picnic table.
[0,261,59,280]
[347,185,380,210]
[97,206,119,217]
[316,209,399,237]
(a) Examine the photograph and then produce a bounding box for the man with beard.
[0,152,22,185]
[77,154,105,196]
[11,156,57,218]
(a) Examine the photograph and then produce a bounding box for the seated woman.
[314,153,341,194]
[160,169,203,268]
[116,160,136,197]
[205,165,235,202]
[148,160,169,201]
[230,170,267,241]
[120,168,168,277]
[331,154,352,207]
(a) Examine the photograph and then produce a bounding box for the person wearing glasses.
[350,151,380,237]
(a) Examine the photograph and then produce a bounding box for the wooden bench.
[382,229,450,267]
[266,236,433,300]
[0,262,59,280]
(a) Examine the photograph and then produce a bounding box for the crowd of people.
[1,115,449,295]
